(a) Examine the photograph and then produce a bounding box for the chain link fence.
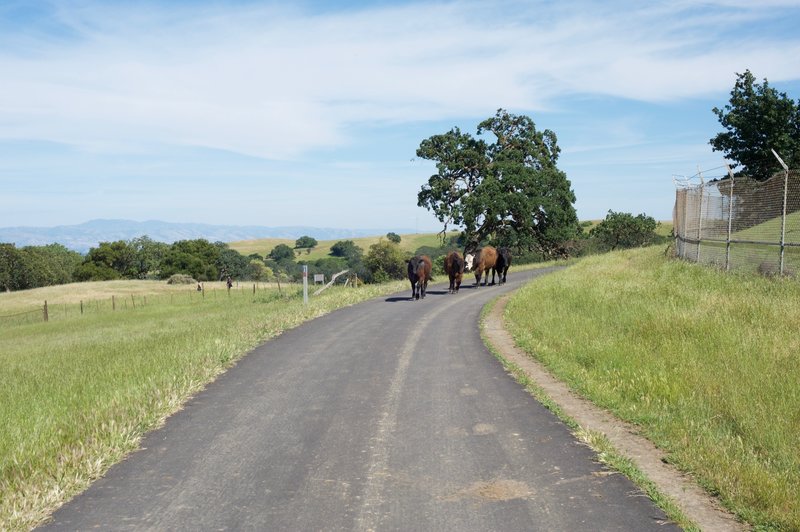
[673,165,800,276]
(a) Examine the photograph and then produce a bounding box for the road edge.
[482,293,746,532]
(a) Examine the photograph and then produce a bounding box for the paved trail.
[42,268,678,531]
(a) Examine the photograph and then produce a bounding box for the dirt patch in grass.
[484,294,745,532]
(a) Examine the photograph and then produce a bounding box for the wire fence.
[673,164,800,276]
[0,283,298,327]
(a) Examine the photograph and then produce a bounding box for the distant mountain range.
[0,219,417,254]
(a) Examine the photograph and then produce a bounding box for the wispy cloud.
[2,0,798,161]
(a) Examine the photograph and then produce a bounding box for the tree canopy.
[330,240,363,264]
[710,70,800,179]
[589,211,659,251]
[417,109,578,256]
[295,236,318,249]
[268,243,295,263]
[363,240,407,283]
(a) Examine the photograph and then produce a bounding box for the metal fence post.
[696,168,704,263]
[725,165,735,271]
[773,149,789,275]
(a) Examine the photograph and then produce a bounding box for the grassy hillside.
[229,231,459,261]
[504,246,800,530]
[732,210,800,244]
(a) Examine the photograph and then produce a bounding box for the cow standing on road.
[443,251,465,294]
[492,247,512,285]
[407,255,432,300]
[472,246,498,286]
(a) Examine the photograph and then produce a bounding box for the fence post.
[725,165,735,271]
[772,150,790,275]
[696,167,704,263]
[112,295,116,311]
[43,300,48,322]
[131,294,136,309]
[303,265,308,305]
[80,300,84,315]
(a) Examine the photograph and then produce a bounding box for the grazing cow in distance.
[463,253,475,272]
[443,251,465,294]
[492,247,512,285]
[407,255,432,300]
[472,246,498,286]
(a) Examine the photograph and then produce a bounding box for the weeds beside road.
[505,247,800,530]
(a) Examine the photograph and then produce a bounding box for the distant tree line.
[1,217,664,293]
[0,232,420,292]
[1,243,83,292]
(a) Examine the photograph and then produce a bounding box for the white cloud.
[1,0,799,161]
[0,0,800,229]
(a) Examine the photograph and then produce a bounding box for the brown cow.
[407,255,432,300]
[473,246,497,286]
[443,251,465,294]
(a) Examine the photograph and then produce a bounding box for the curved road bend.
[41,268,679,531]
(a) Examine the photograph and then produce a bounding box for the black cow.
[492,247,512,285]
[407,255,432,300]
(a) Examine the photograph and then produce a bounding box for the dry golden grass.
[228,232,460,261]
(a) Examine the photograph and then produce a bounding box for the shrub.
[166,274,197,285]
[590,211,659,251]
[364,240,407,282]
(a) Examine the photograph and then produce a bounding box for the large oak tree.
[417,109,579,256]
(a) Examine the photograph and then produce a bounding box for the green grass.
[0,279,408,530]
[504,246,800,530]
[732,209,800,245]
[480,301,696,530]
[229,231,460,261]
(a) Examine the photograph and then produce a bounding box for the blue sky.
[1,0,799,233]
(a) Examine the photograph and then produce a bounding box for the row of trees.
[1,212,660,293]
[0,243,83,292]
[0,230,418,292]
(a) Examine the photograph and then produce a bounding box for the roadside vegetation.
[504,246,800,530]
[0,279,408,530]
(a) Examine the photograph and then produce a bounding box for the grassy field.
[0,278,409,530]
[229,231,460,261]
[504,246,800,530]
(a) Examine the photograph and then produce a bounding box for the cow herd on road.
[406,246,512,301]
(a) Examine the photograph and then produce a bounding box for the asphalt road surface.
[41,267,679,531]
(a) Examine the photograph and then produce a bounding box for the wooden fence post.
[80,300,84,315]
[112,295,116,311]
[43,300,48,322]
